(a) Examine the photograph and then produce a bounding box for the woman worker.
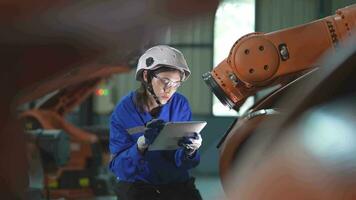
[109,45,203,200]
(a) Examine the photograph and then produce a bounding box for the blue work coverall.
[109,91,200,185]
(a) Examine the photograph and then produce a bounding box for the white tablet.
[148,121,207,151]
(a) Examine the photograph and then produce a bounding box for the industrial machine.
[20,69,129,199]
[203,4,356,199]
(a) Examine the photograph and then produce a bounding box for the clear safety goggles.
[153,73,182,90]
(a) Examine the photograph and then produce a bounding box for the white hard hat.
[135,45,191,81]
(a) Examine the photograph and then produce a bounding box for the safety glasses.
[152,73,182,90]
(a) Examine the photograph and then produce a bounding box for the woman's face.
[147,70,182,105]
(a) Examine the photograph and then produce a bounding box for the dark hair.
[134,66,183,112]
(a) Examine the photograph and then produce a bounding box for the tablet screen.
[148,121,207,151]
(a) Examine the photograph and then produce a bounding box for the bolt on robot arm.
[203,4,356,110]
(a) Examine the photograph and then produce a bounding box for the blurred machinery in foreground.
[203,4,356,200]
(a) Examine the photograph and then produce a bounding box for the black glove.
[178,132,202,156]
[143,119,165,145]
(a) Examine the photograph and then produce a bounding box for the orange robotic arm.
[203,4,356,110]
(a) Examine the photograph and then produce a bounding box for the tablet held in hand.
[148,121,207,151]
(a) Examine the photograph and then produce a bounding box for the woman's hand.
[137,119,165,152]
[178,132,202,156]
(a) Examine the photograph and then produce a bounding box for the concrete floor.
[195,175,226,200]
[94,175,225,200]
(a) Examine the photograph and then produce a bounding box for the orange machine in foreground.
[203,4,356,200]
[203,4,356,110]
